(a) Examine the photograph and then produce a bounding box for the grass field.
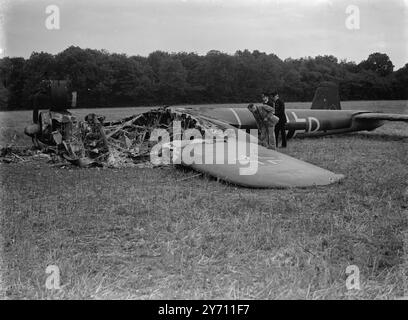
[0,101,407,299]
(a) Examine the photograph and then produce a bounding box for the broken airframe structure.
[28,107,235,168]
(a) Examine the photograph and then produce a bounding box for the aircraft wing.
[353,112,408,122]
[171,139,344,188]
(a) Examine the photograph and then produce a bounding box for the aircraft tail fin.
[311,81,341,110]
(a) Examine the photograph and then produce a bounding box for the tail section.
[311,81,341,110]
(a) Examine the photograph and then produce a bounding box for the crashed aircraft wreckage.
[18,80,408,188]
[19,79,408,188]
[22,104,344,188]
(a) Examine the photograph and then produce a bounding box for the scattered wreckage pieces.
[0,145,58,164]
[0,146,32,163]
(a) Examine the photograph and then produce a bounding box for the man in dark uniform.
[271,91,287,148]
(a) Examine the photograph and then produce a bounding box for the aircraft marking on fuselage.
[288,111,321,136]
[308,116,320,132]
[229,108,242,128]
[289,111,305,137]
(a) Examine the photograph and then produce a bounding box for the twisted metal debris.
[7,107,236,168]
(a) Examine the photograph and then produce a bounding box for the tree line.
[0,46,407,110]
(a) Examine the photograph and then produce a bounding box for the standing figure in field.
[271,91,287,148]
[247,93,279,150]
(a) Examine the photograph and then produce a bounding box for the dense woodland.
[0,46,407,110]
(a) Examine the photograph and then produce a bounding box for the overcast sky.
[1,0,407,69]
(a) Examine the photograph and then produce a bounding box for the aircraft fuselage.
[198,108,385,139]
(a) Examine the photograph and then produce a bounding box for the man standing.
[247,93,279,150]
[271,91,287,148]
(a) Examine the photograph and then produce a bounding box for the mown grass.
[0,103,407,299]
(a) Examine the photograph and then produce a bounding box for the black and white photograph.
[0,0,407,305]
